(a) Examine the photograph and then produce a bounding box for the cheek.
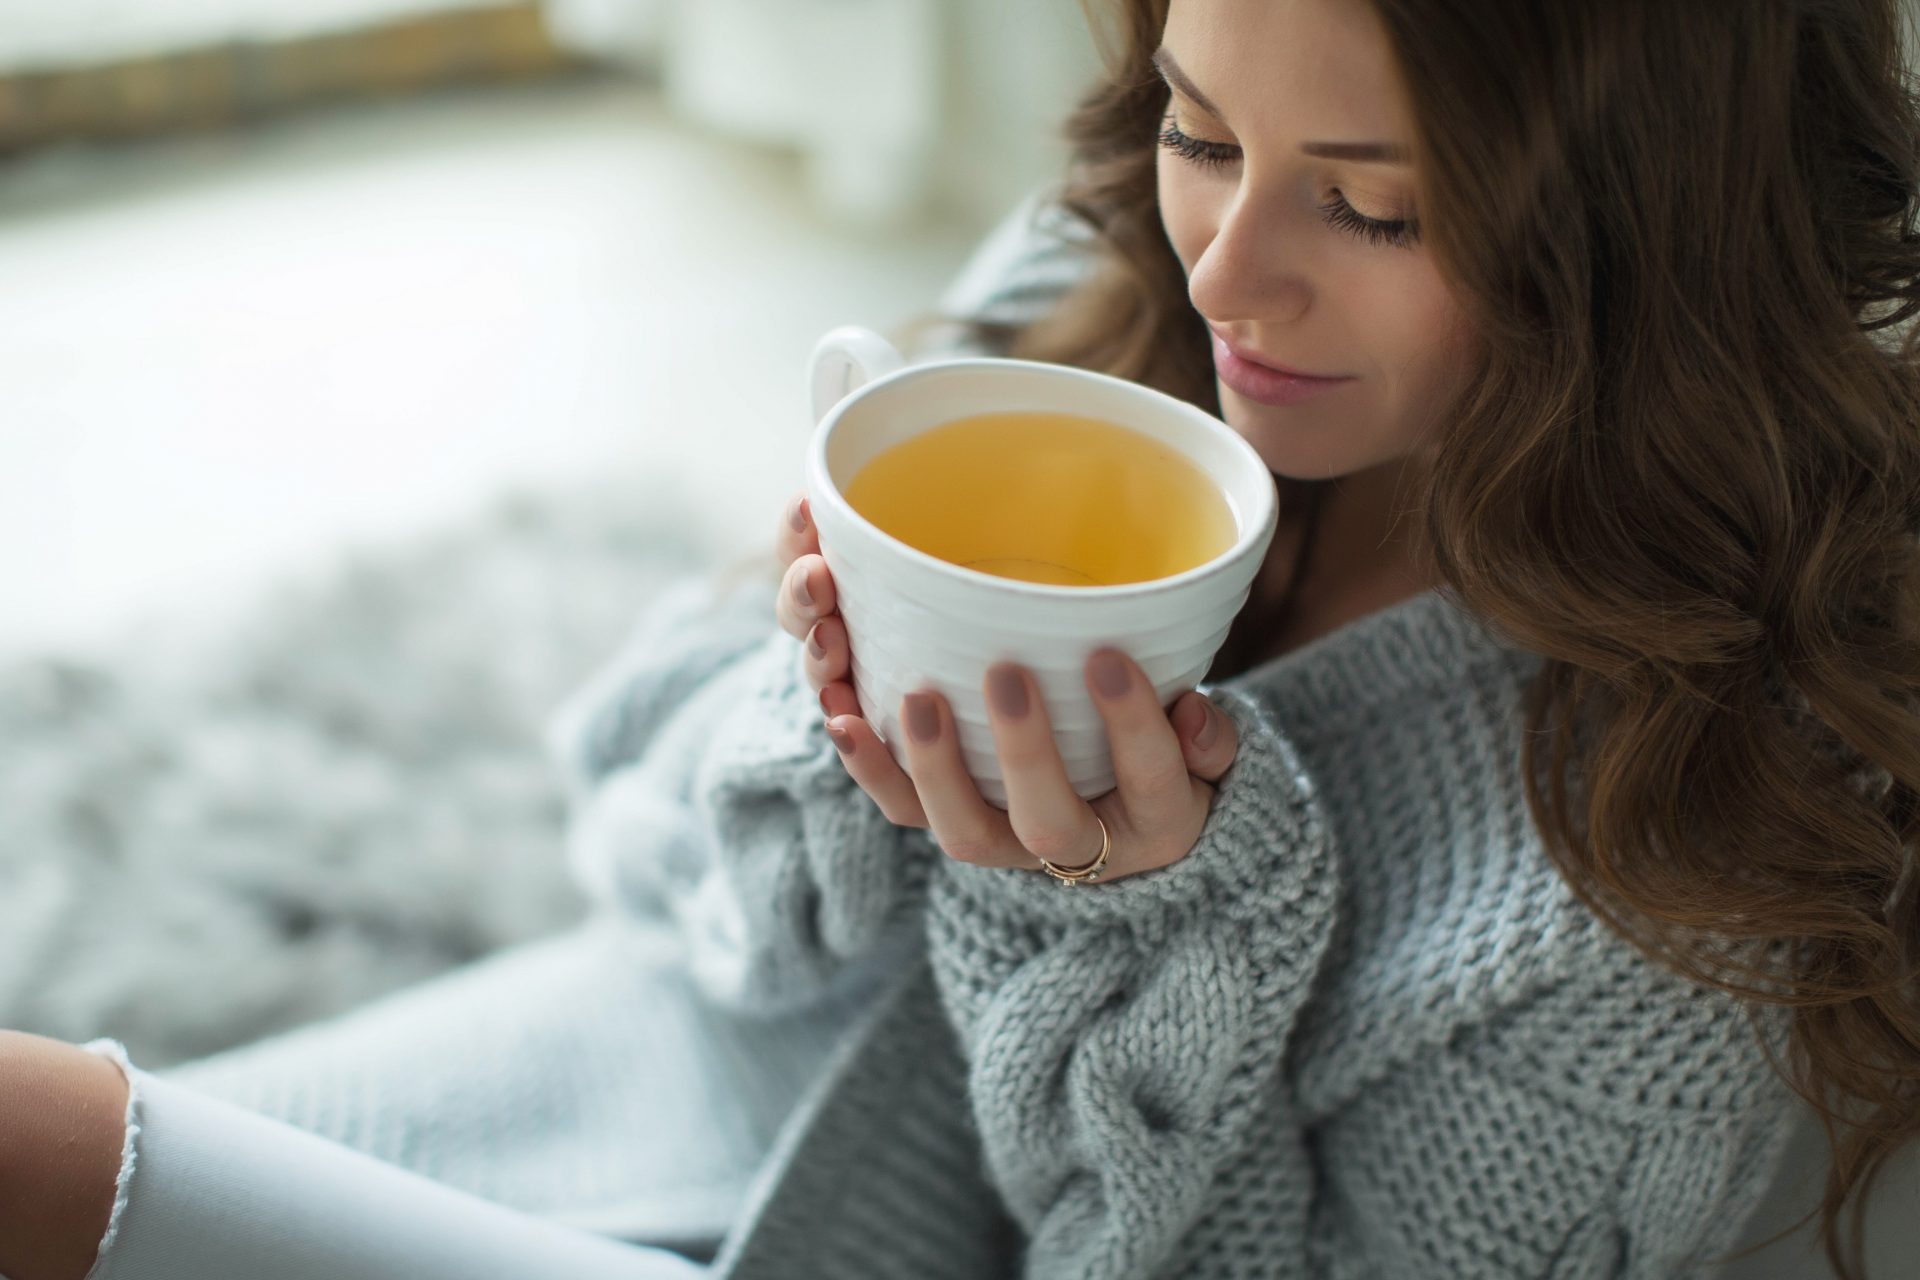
[1156,158,1209,274]
[1367,266,1472,387]
[1410,296,1477,398]
[1377,287,1480,445]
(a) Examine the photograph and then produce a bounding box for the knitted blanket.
[0,478,712,1068]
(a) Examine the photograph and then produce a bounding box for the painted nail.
[906,693,940,744]
[790,497,808,533]
[806,625,826,660]
[1193,701,1219,749]
[792,573,813,610]
[1090,650,1130,698]
[827,722,852,755]
[987,666,1028,718]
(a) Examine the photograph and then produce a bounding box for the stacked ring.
[1036,812,1112,885]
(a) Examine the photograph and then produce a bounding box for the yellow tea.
[841,409,1238,586]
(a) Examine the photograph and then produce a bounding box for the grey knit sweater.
[549,184,1801,1278]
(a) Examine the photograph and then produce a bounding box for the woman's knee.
[0,1030,131,1280]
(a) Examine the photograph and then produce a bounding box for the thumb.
[1173,691,1238,783]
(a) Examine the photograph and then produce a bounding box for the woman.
[781,0,1919,1275]
[5,0,1916,1277]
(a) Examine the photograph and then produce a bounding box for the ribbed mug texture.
[806,327,1277,805]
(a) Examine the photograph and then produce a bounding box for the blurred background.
[0,0,1102,662]
[0,0,1102,1066]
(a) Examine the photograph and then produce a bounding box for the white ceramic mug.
[805,325,1278,807]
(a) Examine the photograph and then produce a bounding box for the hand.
[775,491,1242,882]
[774,490,862,725]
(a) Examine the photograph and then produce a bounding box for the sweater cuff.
[696,626,841,785]
[544,572,788,796]
[930,687,1332,930]
[682,625,936,1014]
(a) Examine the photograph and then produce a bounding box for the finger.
[823,712,928,829]
[899,689,1024,868]
[776,552,838,641]
[774,493,820,568]
[1085,649,1198,833]
[1169,690,1240,785]
[817,677,861,722]
[801,614,852,697]
[983,662,1105,869]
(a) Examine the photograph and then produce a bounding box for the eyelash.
[1156,114,1421,250]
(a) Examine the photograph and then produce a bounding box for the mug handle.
[810,325,906,426]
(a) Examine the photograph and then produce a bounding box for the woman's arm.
[922,686,1343,1278]
[546,573,939,1017]
[539,183,1108,1019]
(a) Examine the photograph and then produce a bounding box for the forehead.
[1160,0,1412,138]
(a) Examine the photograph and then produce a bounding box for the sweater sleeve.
[544,570,936,1018]
[538,183,1105,1016]
[921,684,1342,1279]
[901,176,1103,364]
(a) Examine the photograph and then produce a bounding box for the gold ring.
[1036,812,1112,885]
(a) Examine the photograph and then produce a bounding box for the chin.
[1216,400,1345,482]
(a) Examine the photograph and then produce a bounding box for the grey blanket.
[0,479,712,1068]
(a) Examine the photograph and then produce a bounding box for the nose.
[1187,189,1312,329]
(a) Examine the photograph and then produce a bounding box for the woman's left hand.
[819,648,1240,882]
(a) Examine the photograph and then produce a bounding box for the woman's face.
[1157,0,1475,482]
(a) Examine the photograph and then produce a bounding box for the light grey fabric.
[149,917,881,1246]
[78,1030,711,1280]
[901,175,1101,363]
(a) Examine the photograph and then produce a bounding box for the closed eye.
[1157,114,1421,250]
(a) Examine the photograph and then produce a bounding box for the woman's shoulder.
[904,180,1106,363]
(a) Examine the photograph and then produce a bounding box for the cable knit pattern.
[924,686,1337,1278]
[549,570,935,1018]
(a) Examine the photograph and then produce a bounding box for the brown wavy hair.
[887,0,1920,1276]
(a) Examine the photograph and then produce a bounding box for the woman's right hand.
[775,491,865,728]
[774,490,1235,863]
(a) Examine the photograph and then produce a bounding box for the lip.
[1207,326,1345,380]
[1209,331,1355,407]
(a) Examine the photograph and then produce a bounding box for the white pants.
[48,917,881,1280]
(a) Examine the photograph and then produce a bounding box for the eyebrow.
[1150,46,1412,165]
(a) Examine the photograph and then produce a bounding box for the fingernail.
[806,625,826,660]
[987,666,1028,718]
[827,722,852,755]
[790,497,808,533]
[906,693,940,744]
[1193,701,1219,749]
[1090,650,1130,698]
[793,573,813,610]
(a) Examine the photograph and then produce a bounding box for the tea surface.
[842,410,1237,586]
